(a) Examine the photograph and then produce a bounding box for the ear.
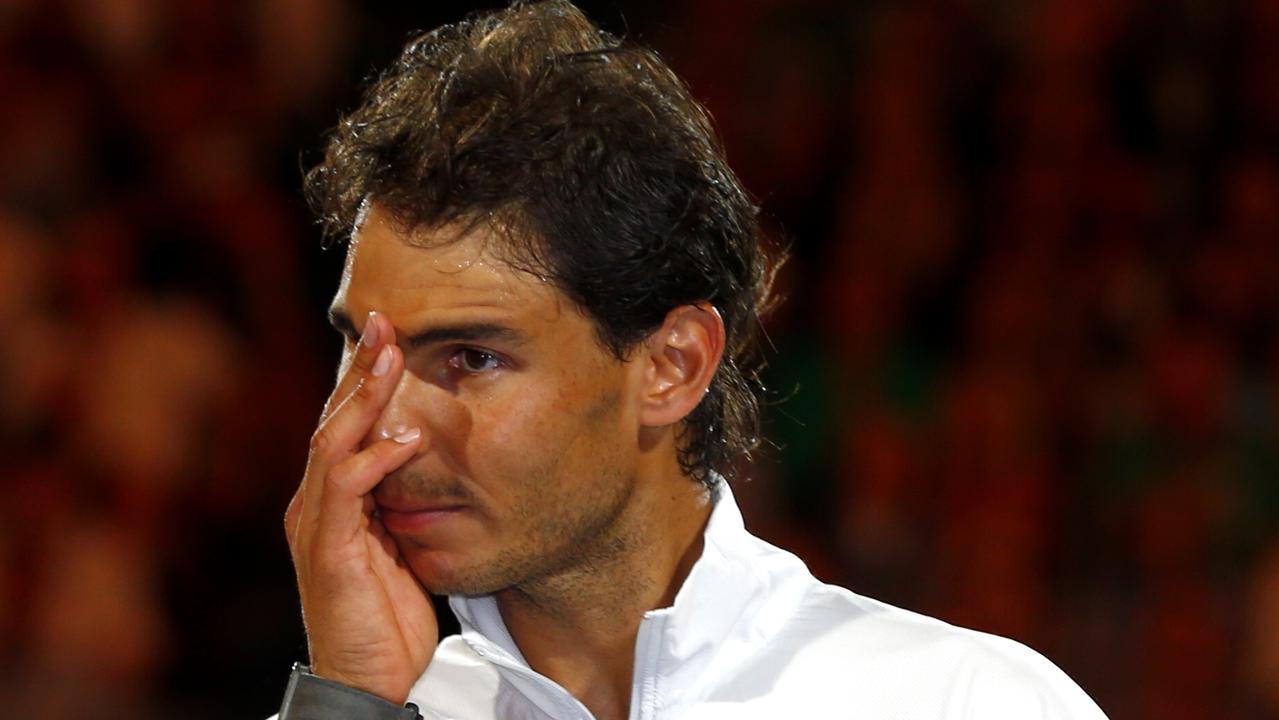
[638,303,726,428]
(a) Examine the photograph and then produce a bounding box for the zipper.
[628,612,668,720]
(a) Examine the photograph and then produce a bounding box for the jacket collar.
[447,480,790,707]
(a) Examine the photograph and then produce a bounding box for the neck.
[494,465,713,720]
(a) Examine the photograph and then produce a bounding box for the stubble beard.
[393,462,640,601]
[393,377,643,603]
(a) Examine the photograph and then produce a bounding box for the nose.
[364,368,423,449]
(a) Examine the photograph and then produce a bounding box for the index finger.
[322,310,391,422]
[290,311,405,548]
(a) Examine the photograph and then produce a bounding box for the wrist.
[309,659,413,706]
[279,663,422,720]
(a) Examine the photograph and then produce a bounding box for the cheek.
[468,384,562,455]
[463,373,610,470]
[458,359,635,479]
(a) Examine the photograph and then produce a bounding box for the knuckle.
[309,427,334,455]
[333,448,373,477]
[284,497,300,531]
[324,457,353,489]
[352,378,377,403]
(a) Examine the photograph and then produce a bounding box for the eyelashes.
[451,347,503,374]
[339,337,510,381]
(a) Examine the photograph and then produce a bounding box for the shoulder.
[737,581,1108,719]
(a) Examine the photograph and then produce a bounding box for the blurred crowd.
[0,0,353,716]
[1,0,1277,718]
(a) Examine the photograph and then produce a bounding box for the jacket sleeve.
[274,663,424,720]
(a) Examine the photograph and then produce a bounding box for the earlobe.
[638,303,725,428]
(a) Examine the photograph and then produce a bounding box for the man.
[275,2,1109,718]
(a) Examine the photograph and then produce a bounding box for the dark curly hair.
[305,0,781,488]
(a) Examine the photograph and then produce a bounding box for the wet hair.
[305,0,780,488]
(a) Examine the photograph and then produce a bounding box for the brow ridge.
[327,308,528,348]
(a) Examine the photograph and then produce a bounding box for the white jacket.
[401,485,1109,719]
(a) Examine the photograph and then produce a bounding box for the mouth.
[374,501,469,533]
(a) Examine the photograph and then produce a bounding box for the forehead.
[333,204,563,324]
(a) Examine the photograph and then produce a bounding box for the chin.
[405,550,509,597]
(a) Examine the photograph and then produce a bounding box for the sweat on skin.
[287,202,722,719]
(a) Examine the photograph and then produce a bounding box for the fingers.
[290,310,416,553]
[322,310,392,423]
[316,432,424,544]
[288,433,424,572]
[312,312,402,466]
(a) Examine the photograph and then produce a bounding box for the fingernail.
[393,427,421,444]
[372,344,393,377]
[360,312,380,348]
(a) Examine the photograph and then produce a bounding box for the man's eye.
[453,348,502,373]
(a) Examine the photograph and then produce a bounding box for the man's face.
[328,204,647,595]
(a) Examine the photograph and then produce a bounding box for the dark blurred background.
[1,0,1277,718]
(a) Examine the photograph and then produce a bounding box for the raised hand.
[284,311,438,705]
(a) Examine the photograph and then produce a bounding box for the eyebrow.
[328,308,529,348]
